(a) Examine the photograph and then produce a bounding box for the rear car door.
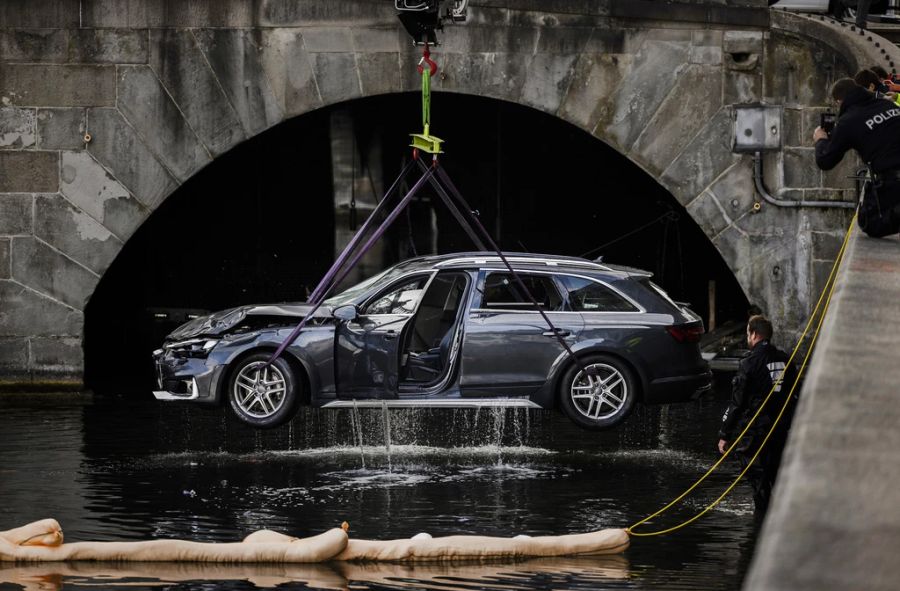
[335,274,431,399]
[459,270,583,397]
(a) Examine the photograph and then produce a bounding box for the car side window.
[559,275,638,312]
[480,272,563,311]
[364,275,430,315]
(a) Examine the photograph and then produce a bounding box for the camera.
[820,112,836,135]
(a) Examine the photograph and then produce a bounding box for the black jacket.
[815,85,900,173]
[718,340,795,440]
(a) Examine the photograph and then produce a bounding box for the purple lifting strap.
[330,166,437,293]
[415,159,486,250]
[308,158,417,305]
[432,163,592,376]
[265,164,436,366]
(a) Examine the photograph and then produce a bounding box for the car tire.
[559,354,637,430]
[227,352,300,428]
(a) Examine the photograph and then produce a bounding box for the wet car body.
[153,252,711,429]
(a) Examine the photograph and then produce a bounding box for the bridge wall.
[0,1,877,387]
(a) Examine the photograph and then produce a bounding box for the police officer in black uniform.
[815,77,900,238]
[717,315,797,513]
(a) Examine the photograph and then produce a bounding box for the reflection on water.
[0,391,757,590]
[0,556,631,591]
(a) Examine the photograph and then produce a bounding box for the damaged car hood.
[166,303,332,341]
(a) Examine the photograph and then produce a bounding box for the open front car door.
[334,274,430,399]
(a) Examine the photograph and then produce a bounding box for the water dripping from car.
[350,401,366,469]
[381,400,393,472]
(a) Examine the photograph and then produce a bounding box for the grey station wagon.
[153,253,712,429]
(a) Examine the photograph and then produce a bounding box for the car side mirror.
[332,304,359,323]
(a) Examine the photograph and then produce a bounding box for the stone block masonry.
[0,64,117,107]
[0,1,889,390]
[0,152,58,193]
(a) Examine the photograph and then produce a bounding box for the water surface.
[0,391,756,590]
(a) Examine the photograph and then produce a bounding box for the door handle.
[384,330,399,340]
[543,329,571,337]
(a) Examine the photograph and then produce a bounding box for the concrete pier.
[746,226,900,590]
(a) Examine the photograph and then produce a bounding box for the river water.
[0,387,758,590]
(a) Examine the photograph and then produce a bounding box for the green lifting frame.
[410,45,444,154]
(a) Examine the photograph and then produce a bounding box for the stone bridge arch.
[0,1,889,387]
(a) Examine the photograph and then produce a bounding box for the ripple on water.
[130,443,556,465]
[0,395,757,590]
[600,447,712,470]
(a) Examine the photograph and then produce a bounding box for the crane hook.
[417,44,438,77]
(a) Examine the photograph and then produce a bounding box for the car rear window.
[559,275,638,312]
[640,278,682,309]
[481,273,563,311]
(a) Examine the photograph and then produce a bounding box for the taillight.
[666,324,704,343]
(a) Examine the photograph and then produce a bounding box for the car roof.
[392,252,652,278]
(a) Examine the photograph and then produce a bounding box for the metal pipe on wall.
[752,151,857,209]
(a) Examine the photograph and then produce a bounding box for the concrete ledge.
[0,336,84,391]
[745,226,900,590]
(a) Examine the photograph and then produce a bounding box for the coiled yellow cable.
[627,213,858,537]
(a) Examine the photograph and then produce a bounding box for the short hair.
[748,315,773,341]
[871,65,889,79]
[831,78,858,102]
[855,69,882,90]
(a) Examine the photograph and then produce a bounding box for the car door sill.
[320,398,541,409]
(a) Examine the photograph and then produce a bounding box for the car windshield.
[323,265,409,307]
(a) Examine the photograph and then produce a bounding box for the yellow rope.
[627,213,857,537]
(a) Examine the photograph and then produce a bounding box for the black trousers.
[859,179,900,238]
[735,424,788,513]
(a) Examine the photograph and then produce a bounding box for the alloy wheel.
[569,363,628,421]
[233,361,287,419]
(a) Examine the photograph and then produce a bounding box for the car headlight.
[163,338,220,358]
[168,307,248,340]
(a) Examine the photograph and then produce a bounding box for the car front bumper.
[152,351,223,405]
[644,369,713,404]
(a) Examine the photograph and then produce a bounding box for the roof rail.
[434,255,613,271]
